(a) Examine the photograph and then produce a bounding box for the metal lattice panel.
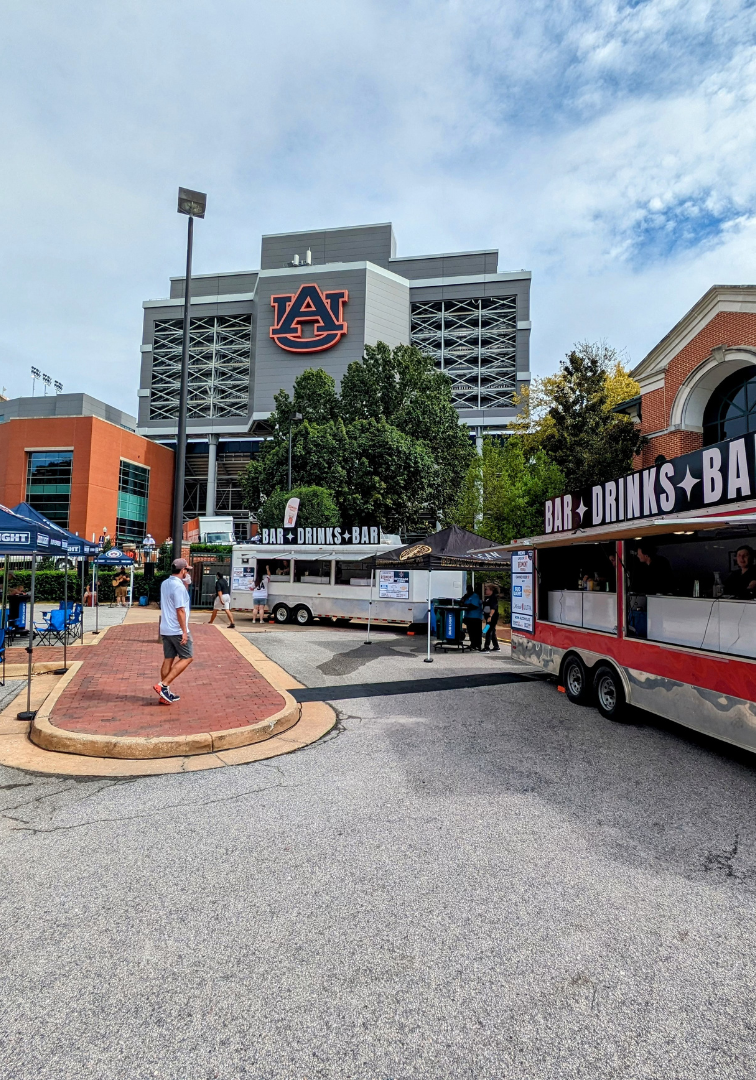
[149,315,251,420]
[410,296,517,410]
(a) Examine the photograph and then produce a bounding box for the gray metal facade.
[0,393,137,432]
[137,222,531,523]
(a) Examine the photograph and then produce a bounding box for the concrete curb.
[0,700,336,777]
[27,629,301,760]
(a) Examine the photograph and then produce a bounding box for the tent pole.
[365,567,374,644]
[129,565,133,608]
[424,568,433,663]
[1,554,6,686]
[17,553,36,720]
[93,562,100,635]
[80,557,85,640]
[54,552,68,674]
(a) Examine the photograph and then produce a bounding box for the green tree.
[240,343,473,532]
[258,486,340,530]
[452,436,564,543]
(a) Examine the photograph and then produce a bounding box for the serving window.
[537,543,617,634]
[624,530,756,658]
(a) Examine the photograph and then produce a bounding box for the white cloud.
[0,0,754,401]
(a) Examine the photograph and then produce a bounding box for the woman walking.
[252,565,270,623]
[483,582,501,652]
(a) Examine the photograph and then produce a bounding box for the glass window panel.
[26,451,72,526]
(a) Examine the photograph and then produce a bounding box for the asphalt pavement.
[2,625,756,1079]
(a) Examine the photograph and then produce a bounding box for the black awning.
[373,525,500,570]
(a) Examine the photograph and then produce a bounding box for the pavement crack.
[6,778,293,834]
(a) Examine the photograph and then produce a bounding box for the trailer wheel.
[293,605,313,626]
[561,654,591,705]
[593,664,626,722]
[273,604,290,624]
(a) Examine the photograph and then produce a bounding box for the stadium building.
[137,222,532,534]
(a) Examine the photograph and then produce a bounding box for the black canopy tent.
[0,504,58,718]
[369,526,500,661]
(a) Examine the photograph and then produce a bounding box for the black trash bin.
[434,603,468,651]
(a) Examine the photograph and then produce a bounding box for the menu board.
[511,550,534,632]
[379,570,410,600]
[232,566,256,592]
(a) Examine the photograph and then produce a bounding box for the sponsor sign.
[379,570,410,600]
[270,283,348,353]
[544,433,756,534]
[0,531,31,544]
[511,549,534,632]
[260,525,380,545]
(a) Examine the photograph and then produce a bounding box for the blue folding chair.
[35,608,67,646]
[66,603,83,642]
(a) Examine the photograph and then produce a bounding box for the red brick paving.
[6,644,94,663]
[49,624,286,738]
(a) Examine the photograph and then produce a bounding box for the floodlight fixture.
[54,380,63,394]
[177,187,207,218]
[31,366,40,378]
[42,373,52,395]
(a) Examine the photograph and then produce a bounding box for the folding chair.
[35,608,67,647]
[66,604,83,642]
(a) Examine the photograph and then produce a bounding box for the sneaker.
[153,683,176,705]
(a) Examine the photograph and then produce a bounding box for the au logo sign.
[270,283,348,353]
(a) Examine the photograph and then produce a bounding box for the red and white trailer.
[497,435,756,750]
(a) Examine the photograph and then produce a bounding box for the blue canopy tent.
[93,547,136,636]
[11,503,98,669]
[0,503,59,719]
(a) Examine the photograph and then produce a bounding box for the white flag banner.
[284,498,300,528]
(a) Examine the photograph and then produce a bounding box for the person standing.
[462,585,484,650]
[483,582,501,652]
[208,570,235,628]
[252,565,270,623]
[112,568,129,607]
[723,545,756,599]
[153,558,193,705]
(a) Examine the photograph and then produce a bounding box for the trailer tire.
[273,604,290,624]
[593,663,626,722]
[293,605,313,626]
[561,653,591,705]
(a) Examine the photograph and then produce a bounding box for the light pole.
[172,187,207,562]
[288,412,302,492]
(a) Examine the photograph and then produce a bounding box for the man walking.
[154,558,193,705]
[208,570,235,628]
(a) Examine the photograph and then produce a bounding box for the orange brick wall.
[0,417,174,543]
[637,309,756,468]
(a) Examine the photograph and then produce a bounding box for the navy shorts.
[162,634,193,660]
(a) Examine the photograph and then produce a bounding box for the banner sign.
[284,498,300,528]
[0,531,31,545]
[544,433,756,534]
[260,525,381,545]
[511,550,534,632]
[379,570,410,599]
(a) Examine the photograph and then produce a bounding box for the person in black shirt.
[723,545,756,600]
[634,542,673,596]
[482,582,501,652]
[208,571,236,628]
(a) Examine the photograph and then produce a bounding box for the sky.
[1,0,755,408]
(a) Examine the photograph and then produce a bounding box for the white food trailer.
[231,541,466,625]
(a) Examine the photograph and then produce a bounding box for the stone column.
[205,434,218,517]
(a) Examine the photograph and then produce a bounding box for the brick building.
[0,394,174,544]
[625,286,756,468]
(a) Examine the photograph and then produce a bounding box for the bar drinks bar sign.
[544,433,756,534]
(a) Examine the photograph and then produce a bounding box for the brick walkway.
[48,624,287,738]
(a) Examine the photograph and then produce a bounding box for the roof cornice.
[632,285,756,390]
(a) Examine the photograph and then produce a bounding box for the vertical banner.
[511,549,535,632]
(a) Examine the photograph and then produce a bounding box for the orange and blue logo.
[270,283,348,353]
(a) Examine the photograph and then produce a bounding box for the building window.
[703,367,756,446]
[149,314,252,420]
[26,450,73,527]
[410,296,517,410]
[116,460,150,543]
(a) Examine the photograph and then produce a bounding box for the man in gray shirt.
[154,559,194,705]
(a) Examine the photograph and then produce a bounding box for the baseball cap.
[172,558,190,571]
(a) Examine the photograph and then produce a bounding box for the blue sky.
[1,0,755,405]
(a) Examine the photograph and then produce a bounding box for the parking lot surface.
[2,626,756,1079]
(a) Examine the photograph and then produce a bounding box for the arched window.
[703,366,756,446]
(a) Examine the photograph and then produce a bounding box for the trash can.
[139,595,149,607]
[434,604,468,651]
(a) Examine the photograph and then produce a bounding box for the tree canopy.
[239,343,474,533]
[512,341,644,491]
